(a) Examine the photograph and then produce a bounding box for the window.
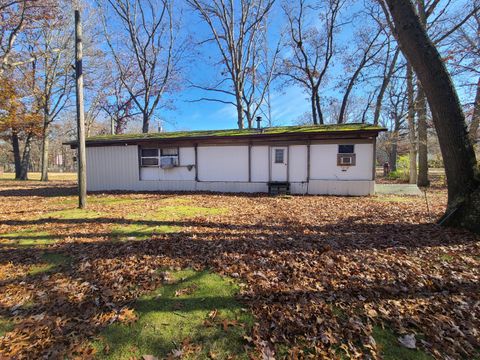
[141,148,159,167]
[337,144,356,166]
[338,144,354,154]
[274,149,284,164]
[161,148,178,156]
[160,147,179,168]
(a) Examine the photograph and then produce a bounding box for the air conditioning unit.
[340,156,352,165]
[337,154,356,166]
[160,156,177,169]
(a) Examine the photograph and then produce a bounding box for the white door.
[271,147,288,181]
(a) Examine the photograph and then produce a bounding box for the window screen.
[141,148,159,167]
[141,148,159,157]
[274,149,284,163]
[141,157,159,166]
[338,145,354,154]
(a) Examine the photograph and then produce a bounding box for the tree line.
[0,0,479,230]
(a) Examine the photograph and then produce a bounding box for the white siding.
[251,146,269,182]
[310,143,373,180]
[87,145,139,191]
[85,140,375,195]
[197,146,249,182]
[289,145,308,182]
[307,180,374,196]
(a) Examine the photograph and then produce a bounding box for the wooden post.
[75,9,87,209]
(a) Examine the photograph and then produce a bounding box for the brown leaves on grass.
[0,181,479,359]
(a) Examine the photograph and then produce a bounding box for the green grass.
[28,253,70,276]
[79,123,384,143]
[373,326,433,360]
[57,196,143,206]
[111,223,181,240]
[42,208,104,220]
[93,269,253,359]
[0,172,76,181]
[439,254,454,262]
[0,316,14,336]
[112,205,226,240]
[150,205,226,220]
[0,228,55,246]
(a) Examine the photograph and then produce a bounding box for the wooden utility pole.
[75,9,87,209]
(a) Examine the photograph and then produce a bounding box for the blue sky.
[157,2,314,132]
[94,0,474,133]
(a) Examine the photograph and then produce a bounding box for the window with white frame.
[140,148,159,167]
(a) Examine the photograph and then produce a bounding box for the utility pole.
[75,9,87,209]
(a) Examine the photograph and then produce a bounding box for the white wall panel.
[251,146,269,182]
[197,146,249,182]
[289,145,308,182]
[310,143,373,181]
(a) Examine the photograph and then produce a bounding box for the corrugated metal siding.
[87,145,139,191]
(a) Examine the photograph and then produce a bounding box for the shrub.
[388,155,410,181]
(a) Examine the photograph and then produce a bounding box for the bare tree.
[188,0,278,129]
[279,0,345,125]
[338,25,384,123]
[101,0,180,133]
[101,68,140,134]
[0,0,56,74]
[30,2,74,181]
[380,0,479,232]
[405,63,417,184]
[384,77,407,171]
[447,2,480,144]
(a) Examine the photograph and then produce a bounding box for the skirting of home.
[87,179,375,196]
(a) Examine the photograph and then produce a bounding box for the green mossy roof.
[85,123,384,142]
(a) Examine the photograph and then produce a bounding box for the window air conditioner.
[160,157,177,169]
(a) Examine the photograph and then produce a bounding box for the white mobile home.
[67,124,385,195]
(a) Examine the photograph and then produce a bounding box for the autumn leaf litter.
[0,181,479,359]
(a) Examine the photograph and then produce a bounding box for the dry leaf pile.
[0,181,479,359]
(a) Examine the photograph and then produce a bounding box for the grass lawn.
[28,253,70,276]
[0,172,77,181]
[0,180,478,359]
[372,326,433,360]
[94,269,253,359]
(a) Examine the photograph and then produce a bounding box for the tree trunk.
[339,79,355,124]
[311,93,318,125]
[416,83,429,186]
[19,135,32,181]
[469,77,480,144]
[374,48,400,125]
[236,101,244,129]
[390,129,399,171]
[383,0,479,232]
[11,132,22,180]
[142,112,149,133]
[315,90,323,125]
[406,64,417,184]
[40,121,50,182]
